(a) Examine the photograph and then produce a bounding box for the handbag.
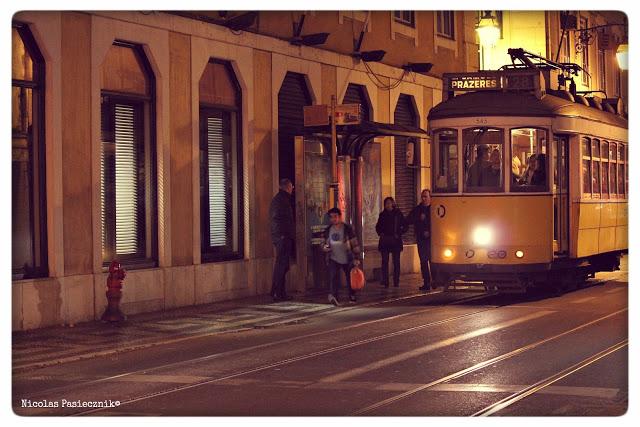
[350,266,365,290]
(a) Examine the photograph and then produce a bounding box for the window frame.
[100,41,158,270]
[12,22,48,280]
[509,127,550,193]
[393,11,415,28]
[436,11,455,40]
[462,126,505,194]
[432,128,459,194]
[199,59,244,263]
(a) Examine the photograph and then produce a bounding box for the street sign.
[303,104,330,126]
[303,103,362,126]
[335,103,361,125]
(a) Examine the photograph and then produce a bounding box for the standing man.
[322,207,362,305]
[406,189,433,291]
[269,178,295,301]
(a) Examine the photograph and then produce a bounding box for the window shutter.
[114,103,140,255]
[394,94,418,244]
[206,115,229,247]
[278,72,311,184]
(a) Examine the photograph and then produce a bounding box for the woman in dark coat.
[375,197,406,287]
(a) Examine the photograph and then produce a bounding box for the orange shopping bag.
[350,266,365,291]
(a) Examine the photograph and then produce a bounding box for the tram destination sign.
[445,70,541,92]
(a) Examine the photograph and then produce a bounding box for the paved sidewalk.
[13,273,428,372]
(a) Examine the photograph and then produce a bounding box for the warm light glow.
[443,248,453,258]
[515,250,524,259]
[472,226,493,246]
[476,12,500,48]
[616,43,628,71]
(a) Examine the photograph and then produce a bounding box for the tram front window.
[510,128,548,192]
[463,127,504,192]
[433,129,458,193]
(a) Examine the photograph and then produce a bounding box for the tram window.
[618,144,625,197]
[601,141,609,198]
[463,127,504,192]
[610,142,617,197]
[625,145,628,198]
[433,129,458,193]
[582,138,592,196]
[591,139,601,197]
[510,128,548,192]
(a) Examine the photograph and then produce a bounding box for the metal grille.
[394,94,418,244]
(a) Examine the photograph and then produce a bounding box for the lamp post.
[476,11,500,69]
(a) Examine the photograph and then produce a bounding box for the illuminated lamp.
[476,11,500,48]
[616,43,628,71]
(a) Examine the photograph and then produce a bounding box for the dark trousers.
[417,239,432,287]
[380,250,401,286]
[328,259,354,299]
[271,237,293,297]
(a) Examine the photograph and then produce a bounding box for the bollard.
[101,260,127,323]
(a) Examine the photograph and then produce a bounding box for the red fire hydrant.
[101,260,127,323]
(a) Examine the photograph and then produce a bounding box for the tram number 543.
[474,118,488,124]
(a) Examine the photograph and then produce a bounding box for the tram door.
[553,135,570,256]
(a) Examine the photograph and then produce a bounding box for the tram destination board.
[445,70,541,92]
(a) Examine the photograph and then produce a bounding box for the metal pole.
[330,94,338,208]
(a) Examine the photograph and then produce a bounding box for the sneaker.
[280,294,293,301]
[328,294,339,306]
[418,285,430,292]
[349,295,357,303]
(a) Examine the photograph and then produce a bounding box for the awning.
[302,120,429,156]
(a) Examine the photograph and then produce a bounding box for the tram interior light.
[443,248,453,258]
[476,11,500,48]
[472,226,493,246]
[616,43,628,71]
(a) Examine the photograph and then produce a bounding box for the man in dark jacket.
[406,189,433,291]
[376,197,406,288]
[269,178,295,301]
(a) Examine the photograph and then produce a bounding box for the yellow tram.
[427,66,627,292]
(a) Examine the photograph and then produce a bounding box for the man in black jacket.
[269,178,295,301]
[406,189,433,291]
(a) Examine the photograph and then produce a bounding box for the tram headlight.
[472,226,493,246]
[515,250,524,259]
[443,248,453,259]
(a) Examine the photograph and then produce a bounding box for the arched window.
[278,72,311,186]
[100,41,157,267]
[12,23,47,280]
[394,94,418,244]
[199,59,243,261]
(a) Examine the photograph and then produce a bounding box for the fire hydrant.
[101,260,127,323]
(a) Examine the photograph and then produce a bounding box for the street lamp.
[476,11,500,48]
[616,43,628,70]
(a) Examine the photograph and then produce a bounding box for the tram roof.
[428,91,628,129]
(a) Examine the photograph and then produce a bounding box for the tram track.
[18,291,494,403]
[352,307,627,415]
[70,305,626,416]
[472,339,628,416]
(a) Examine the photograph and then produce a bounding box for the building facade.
[12,11,480,330]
